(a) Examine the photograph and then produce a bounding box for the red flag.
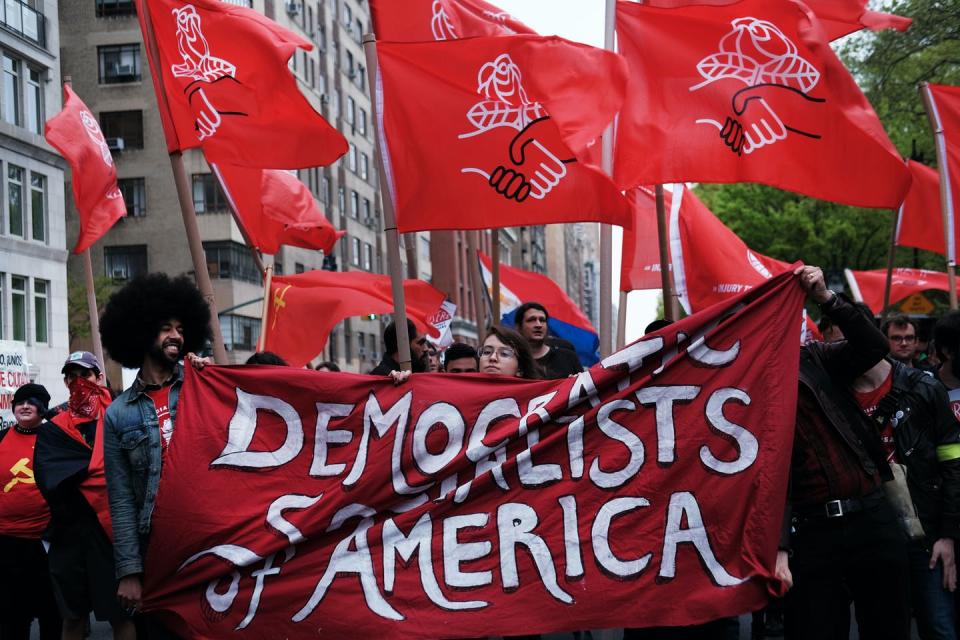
[135,0,346,168]
[44,86,126,253]
[263,271,446,368]
[614,0,911,209]
[143,272,805,637]
[895,160,945,255]
[846,268,958,314]
[371,0,535,41]
[668,185,791,312]
[621,187,671,292]
[377,36,631,232]
[212,164,344,255]
[925,84,960,261]
[803,0,911,40]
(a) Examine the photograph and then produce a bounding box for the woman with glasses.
[478,326,543,380]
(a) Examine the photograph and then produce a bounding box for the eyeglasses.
[479,346,517,360]
[889,335,917,344]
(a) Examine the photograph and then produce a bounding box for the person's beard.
[411,351,428,373]
[150,338,183,367]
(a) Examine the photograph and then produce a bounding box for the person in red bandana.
[0,383,61,639]
[34,352,135,640]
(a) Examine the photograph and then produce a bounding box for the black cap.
[12,383,50,413]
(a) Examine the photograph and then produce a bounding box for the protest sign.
[144,271,804,637]
[0,341,29,431]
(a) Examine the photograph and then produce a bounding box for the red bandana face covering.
[68,376,109,419]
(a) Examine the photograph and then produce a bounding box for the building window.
[33,279,47,343]
[346,95,354,125]
[359,152,368,181]
[331,88,340,119]
[204,241,260,283]
[363,242,372,271]
[99,110,143,149]
[25,68,40,134]
[321,175,330,205]
[350,190,359,218]
[341,1,350,27]
[118,177,145,217]
[104,244,147,280]
[1,0,46,46]
[337,185,345,214]
[95,0,136,17]
[350,236,360,266]
[347,143,357,173]
[358,108,366,136]
[7,165,23,237]
[3,55,20,126]
[11,275,25,342]
[29,173,44,241]
[220,314,260,352]
[362,197,371,223]
[192,173,228,214]
[356,63,365,92]
[295,262,305,274]
[345,49,355,77]
[98,44,141,84]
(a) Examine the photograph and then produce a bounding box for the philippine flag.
[479,252,600,366]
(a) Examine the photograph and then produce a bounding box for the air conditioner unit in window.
[371,351,380,362]
[114,64,134,76]
[106,137,125,151]
[358,347,367,359]
[363,216,374,227]
[285,1,300,15]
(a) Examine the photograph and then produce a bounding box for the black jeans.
[785,499,910,640]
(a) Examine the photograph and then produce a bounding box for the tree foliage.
[68,275,117,347]
[695,0,958,277]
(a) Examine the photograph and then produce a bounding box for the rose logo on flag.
[690,17,825,156]
[431,0,457,40]
[459,54,573,203]
[169,5,246,140]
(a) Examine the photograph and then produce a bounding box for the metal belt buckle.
[825,500,844,518]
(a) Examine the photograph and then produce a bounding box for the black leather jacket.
[888,361,960,541]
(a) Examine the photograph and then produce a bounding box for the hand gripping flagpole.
[364,34,413,371]
[599,0,617,356]
[62,76,107,369]
[921,83,959,310]
[137,0,229,363]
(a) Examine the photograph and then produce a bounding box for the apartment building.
[0,0,68,406]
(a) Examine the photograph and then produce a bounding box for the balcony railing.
[1,0,44,47]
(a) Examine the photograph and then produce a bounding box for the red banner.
[896,160,944,255]
[44,85,126,253]
[377,36,631,232]
[614,0,911,209]
[370,0,535,41]
[621,187,671,292]
[845,267,958,314]
[143,272,804,637]
[925,84,960,261]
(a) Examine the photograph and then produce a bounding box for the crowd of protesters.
[3,267,960,640]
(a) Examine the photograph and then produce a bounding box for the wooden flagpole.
[139,1,228,363]
[256,265,273,352]
[616,291,627,348]
[881,208,899,319]
[467,231,487,332]
[655,185,676,321]
[491,229,501,323]
[62,76,106,368]
[364,35,413,370]
[921,82,959,310]
[405,232,419,279]
[598,0,617,357]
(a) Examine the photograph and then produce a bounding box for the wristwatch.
[817,289,839,310]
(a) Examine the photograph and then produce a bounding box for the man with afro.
[99,273,211,622]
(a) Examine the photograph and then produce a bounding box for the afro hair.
[100,273,212,369]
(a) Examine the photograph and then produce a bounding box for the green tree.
[68,275,117,347]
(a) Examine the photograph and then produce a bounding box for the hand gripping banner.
[143,271,805,637]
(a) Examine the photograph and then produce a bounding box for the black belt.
[793,489,885,520]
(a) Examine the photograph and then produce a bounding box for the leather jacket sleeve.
[813,296,890,383]
[929,379,960,539]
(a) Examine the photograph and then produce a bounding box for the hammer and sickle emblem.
[4,458,35,492]
[272,285,292,330]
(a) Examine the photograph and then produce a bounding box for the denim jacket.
[103,365,182,579]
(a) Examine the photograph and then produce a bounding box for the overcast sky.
[491,0,658,343]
